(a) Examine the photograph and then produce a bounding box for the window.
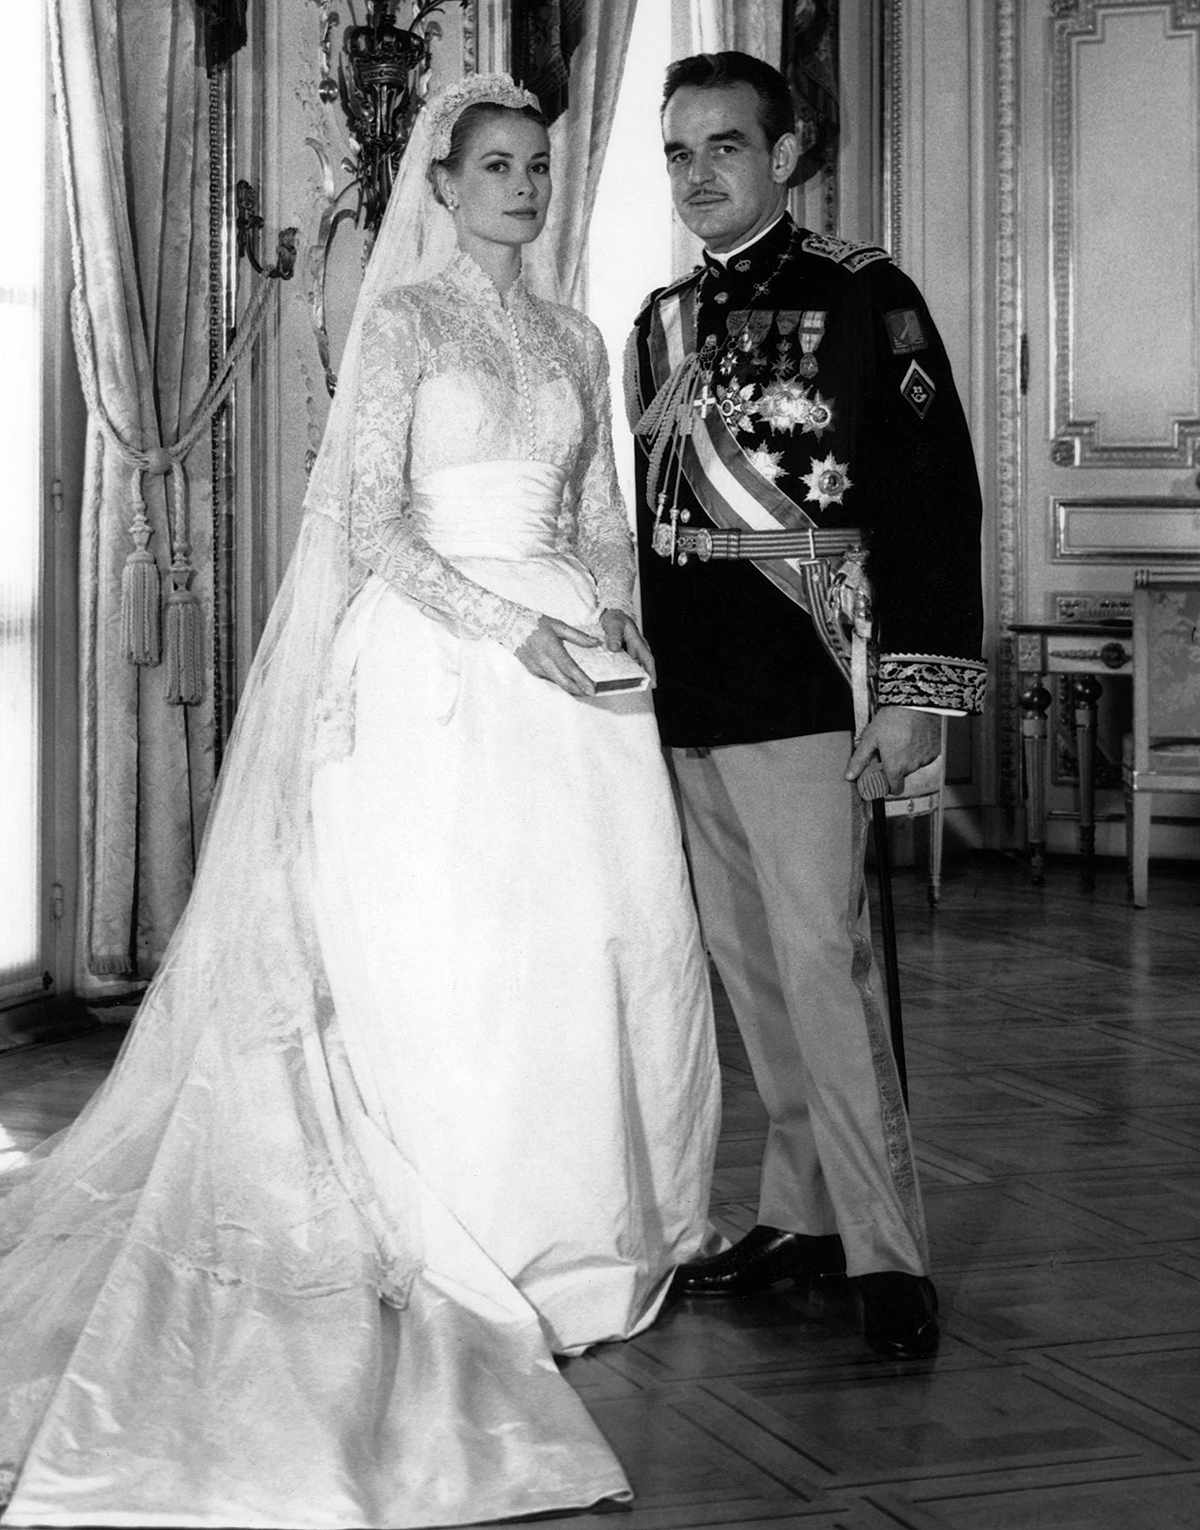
[588,0,675,527]
[0,8,47,1002]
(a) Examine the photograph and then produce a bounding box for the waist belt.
[657,524,863,566]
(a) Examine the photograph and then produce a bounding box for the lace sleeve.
[569,320,636,616]
[349,293,541,651]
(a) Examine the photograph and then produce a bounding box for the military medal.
[716,381,759,433]
[801,452,853,511]
[745,445,785,484]
[797,310,827,378]
[754,378,809,433]
[691,378,719,422]
[804,391,835,439]
[745,311,773,345]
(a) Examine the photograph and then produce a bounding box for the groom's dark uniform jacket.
[628,216,986,747]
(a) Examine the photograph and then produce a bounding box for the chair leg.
[1129,790,1152,908]
[928,794,945,908]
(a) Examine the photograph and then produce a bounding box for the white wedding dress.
[0,252,720,1528]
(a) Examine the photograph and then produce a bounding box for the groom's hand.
[845,706,941,795]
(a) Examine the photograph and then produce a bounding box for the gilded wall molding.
[881,0,903,261]
[1049,0,1200,467]
[994,0,1022,807]
[1053,497,1200,560]
[208,68,236,760]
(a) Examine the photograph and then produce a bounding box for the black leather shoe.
[672,1225,846,1298]
[857,1273,940,1358]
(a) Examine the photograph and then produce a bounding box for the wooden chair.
[885,716,949,906]
[1122,568,1200,907]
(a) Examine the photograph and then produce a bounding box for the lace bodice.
[349,250,634,650]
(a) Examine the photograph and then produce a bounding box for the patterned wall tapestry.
[196,0,247,71]
[783,0,839,187]
[511,0,583,124]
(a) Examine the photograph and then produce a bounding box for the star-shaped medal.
[801,453,853,510]
[801,390,835,440]
[753,378,809,434]
[716,381,759,433]
[753,382,837,441]
[745,445,785,483]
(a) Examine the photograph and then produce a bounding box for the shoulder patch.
[900,359,936,419]
[799,231,891,273]
[884,307,928,354]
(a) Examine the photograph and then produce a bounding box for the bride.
[0,74,720,1528]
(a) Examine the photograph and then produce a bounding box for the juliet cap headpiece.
[426,72,542,161]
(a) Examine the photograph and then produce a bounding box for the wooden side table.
[1009,620,1134,885]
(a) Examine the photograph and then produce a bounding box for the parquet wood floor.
[1,852,1198,1529]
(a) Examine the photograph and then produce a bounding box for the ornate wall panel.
[883,0,995,806]
[1050,0,1200,467]
[1053,497,1200,559]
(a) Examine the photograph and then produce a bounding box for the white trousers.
[672,732,929,1278]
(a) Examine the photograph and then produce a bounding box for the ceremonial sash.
[647,283,859,690]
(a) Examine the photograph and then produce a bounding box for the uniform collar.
[703,213,793,275]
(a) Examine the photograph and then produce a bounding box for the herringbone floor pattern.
[2,852,1198,1528]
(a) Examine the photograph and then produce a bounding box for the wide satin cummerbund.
[411,459,567,560]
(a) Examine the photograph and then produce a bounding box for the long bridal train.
[0,274,721,1523]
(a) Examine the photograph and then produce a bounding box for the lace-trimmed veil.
[305,71,539,527]
[0,74,544,1479]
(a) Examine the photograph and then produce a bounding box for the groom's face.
[662,81,788,254]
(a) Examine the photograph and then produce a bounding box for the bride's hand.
[599,608,657,686]
[515,616,600,695]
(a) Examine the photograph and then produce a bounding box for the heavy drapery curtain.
[524,0,638,307]
[686,0,783,61]
[49,0,215,990]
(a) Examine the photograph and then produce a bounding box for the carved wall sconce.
[309,0,464,394]
[235,179,298,280]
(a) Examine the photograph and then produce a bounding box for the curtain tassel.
[121,473,161,665]
[164,558,205,706]
[163,459,204,706]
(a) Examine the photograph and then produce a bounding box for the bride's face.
[444,114,552,248]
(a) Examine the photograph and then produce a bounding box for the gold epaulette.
[798,232,892,274]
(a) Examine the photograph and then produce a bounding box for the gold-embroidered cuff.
[877,655,987,715]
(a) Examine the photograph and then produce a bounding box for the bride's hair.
[428,102,549,207]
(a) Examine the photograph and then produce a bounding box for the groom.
[627,51,985,1358]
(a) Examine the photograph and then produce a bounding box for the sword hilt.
[855,763,890,801]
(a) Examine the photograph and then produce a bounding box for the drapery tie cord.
[49,3,279,705]
[68,277,277,698]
